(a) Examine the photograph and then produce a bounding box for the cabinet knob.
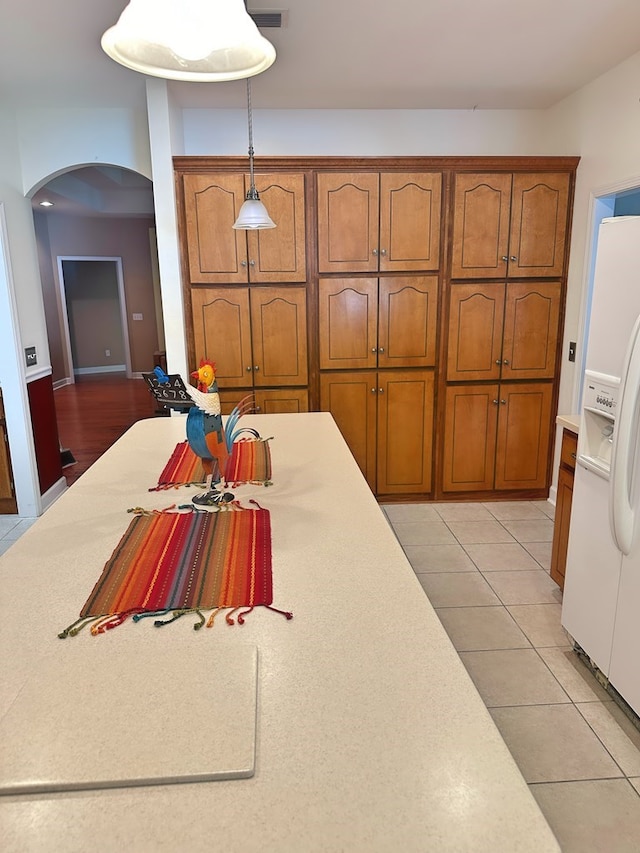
[500,399,506,405]
[371,387,377,393]
[372,249,378,256]
[254,365,260,371]
[380,249,387,256]
[249,260,255,266]
[241,260,248,267]
[493,399,499,405]
[255,406,262,412]
[501,256,508,262]
[246,366,252,372]
[495,359,502,365]
[510,256,517,262]
[502,358,510,365]
[379,388,384,393]
[371,347,377,353]
[379,346,385,353]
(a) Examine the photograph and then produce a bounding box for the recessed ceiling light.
[39,200,54,207]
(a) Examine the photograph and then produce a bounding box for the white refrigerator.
[562,215,640,716]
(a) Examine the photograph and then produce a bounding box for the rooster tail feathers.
[225,394,257,451]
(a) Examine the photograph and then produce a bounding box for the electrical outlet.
[25,346,37,367]
[105,349,111,357]
[132,312,143,321]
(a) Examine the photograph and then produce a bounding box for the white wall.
[545,51,640,414]
[182,107,551,156]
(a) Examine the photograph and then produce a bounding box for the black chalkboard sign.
[142,372,195,411]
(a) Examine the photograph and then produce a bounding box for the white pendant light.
[233,79,276,230]
[101,0,276,82]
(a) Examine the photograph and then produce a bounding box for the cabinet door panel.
[379,173,441,271]
[191,287,253,387]
[501,282,561,380]
[550,463,574,589]
[254,388,309,414]
[495,382,553,490]
[318,278,378,369]
[183,174,248,283]
[443,385,498,492]
[247,174,306,282]
[377,371,434,495]
[378,276,438,368]
[250,287,308,386]
[508,174,569,278]
[447,284,504,381]
[451,174,511,279]
[320,372,377,490]
[317,173,379,273]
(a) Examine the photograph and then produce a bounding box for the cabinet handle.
[502,358,510,365]
[249,260,255,266]
[255,406,262,412]
[501,256,508,262]
[510,256,517,262]
[378,387,384,393]
[241,260,248,267]
[571,452,577,459]
[500,399,506,405]
[254,365,260,371]
[495,359,502,365]
[378,346,385,353]
[372,249,378,256]
[371,347,377,353]
[246,366,252,372]
[380,249,387,256]
[371,387,377,393]
[493,399,499,405]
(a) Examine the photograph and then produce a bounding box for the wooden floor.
[54,374,162,486]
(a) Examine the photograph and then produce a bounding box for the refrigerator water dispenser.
[578,371,620,479]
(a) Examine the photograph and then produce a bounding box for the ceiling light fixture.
[39,200,54,208]
[101,0,276,82]
[233,78,275,230]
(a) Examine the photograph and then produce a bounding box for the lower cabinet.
[550,428,577,589]
[219,388,309,415]
[320,370,434,495]
[442,382,553,492]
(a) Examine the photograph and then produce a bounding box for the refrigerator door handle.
[610,314,640,555]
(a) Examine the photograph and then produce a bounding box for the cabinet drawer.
[560,429,577,471]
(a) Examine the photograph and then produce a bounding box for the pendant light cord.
[246,78,256,195]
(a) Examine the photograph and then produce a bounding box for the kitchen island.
[0,413,559,851]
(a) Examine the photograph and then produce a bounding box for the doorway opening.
[57,256,132,381]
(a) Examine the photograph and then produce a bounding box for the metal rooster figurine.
[185,359,256,505]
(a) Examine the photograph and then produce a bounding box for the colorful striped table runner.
[151,439,272,491]
[59,504,291,637]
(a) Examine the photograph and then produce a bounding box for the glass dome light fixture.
[101,0,276,82]
[233,78,276,230]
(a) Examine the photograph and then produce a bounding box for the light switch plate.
[25,346,37,367]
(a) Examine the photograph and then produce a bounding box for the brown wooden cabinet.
[442,382,553,492]
[450,173,570,280]
[0,390,18,514]
[317,172,442,274]
[191,285,308,394]
[447,281,561,381]
[320,370,434,494]
[550,428,577,589]
[183,172,306,284]
[319,276,438,370]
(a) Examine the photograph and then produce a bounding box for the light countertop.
[557,413,580,433]
[0,413,559,852]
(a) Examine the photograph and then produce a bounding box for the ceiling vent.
[248,9,288,28]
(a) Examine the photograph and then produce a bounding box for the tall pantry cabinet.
[174,157,578,501]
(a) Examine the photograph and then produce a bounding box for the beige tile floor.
[384,499,640,853]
